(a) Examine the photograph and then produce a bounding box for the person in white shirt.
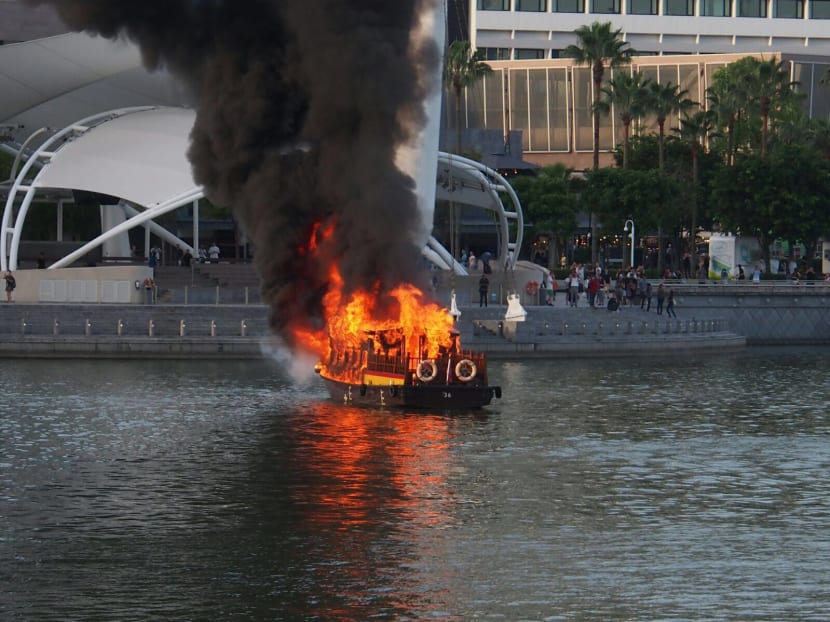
[208,242,220,262]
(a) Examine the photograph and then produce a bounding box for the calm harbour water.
[2,347,830,621]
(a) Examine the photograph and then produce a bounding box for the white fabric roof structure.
[36,106,199,208]
[0,106,204,271]
[0,31,191,142]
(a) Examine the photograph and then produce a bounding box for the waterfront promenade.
[2,278,828,359]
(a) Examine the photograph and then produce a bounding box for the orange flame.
[293,267,454,382]
[290,222,456,384]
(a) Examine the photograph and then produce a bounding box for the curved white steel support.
[1,106,158,271]
[426,235,467,275]
[120,202,196,258]
[49,188,203,270]
[434,151,523,273]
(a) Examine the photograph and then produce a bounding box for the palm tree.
[749,58,798,157]
[443,40,492,155]
[646,81,695,272]
[598,70,651,169]
[674,110,716,271]
[563,21,634,263]
[563,22,635,170]
[648,81,695,172]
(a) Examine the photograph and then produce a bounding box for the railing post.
[179,319,186,337]
[20,318,27,335]
[53,318,59,336]
[148,319,155,337]
[215,286,220,306]
[210,320,216,337]
[117,319,124,336]
[240,320,248,337]
[84,319,92,336]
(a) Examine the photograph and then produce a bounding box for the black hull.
[320,376,500,410]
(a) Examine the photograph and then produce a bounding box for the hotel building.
[448,1,830,168]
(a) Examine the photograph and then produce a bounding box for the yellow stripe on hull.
[363,371,406,386]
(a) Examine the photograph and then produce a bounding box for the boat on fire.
[315,327,501,410]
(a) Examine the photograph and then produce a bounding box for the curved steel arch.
[435,152,523,275]
[1,106,163,271]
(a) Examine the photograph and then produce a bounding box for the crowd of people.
[557,263,676,316]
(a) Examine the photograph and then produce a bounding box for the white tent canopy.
[35,106,199,208]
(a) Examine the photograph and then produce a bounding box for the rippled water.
[2,348,830,621]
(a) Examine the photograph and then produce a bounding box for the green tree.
[748,58,799,157]
[583,167,682,269]
[597,71,651,169]
[510,164,581,268]
[647,81,695,172]
[707,65,750,165]
[673,110,716,270]
[563,21,634,263]
[709,145,830,275]
[443,40,492,155]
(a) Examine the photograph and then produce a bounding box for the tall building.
[471,0,830,58]
[452,1,830,168]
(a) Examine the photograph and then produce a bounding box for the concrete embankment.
[0,298,748,359]
[2,282,827,358]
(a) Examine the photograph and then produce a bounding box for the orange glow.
[293,271,454,384]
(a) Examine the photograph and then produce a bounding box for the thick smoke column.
[27,0,441,348]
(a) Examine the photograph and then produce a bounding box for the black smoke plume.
[27,0,441,348]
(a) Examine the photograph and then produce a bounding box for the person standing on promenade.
[4,270,16,302]
[666,288,677,318]
[656,283,665,315]
[478,274,489,307]
[641,280,652,311]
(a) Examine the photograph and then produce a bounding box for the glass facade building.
[444,52,830,168]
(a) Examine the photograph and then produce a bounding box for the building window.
[629,0,658,13]
[664,0,695,14]
[701,0,731,15]
[813,0,830,16]
[515,48,547,59]
[774,0,803,16]
[517,0,547,9]
[477,0,510,9]
[552,0,586,10]
[481,47,512,60]
[591,0,621,13]
[738,0,768,16]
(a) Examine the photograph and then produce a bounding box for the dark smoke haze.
[27,0,441,349]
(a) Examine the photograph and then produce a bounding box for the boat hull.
[320,376,500,410]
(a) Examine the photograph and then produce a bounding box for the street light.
[623,219,635,268]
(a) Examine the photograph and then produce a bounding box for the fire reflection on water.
[286,401,472,618]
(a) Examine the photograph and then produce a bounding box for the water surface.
[2,348,829,620]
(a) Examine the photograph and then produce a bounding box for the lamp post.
[623,219,635,268]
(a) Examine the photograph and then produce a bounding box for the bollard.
[580,322,587,335]
[117,319,124,336]
[148,319,155,337]
[561,321,568,335]
[596,321,603,336]
[21,318,27,335]
[210,320,216,337]
[179,319,186,337]
[84,319,92,336]
[240,320,248,337]
[53,318,60,336]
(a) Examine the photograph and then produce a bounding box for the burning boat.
[303,280,501,410]
[315,326,501,410]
